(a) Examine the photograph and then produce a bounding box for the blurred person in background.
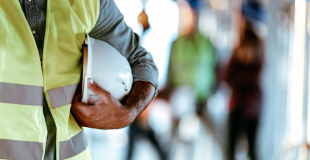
[162,0,216,121]
[126,102,168,160]
[159,3,217,158]
[224,1,265,160]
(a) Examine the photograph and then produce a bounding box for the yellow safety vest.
[0,0,99,160]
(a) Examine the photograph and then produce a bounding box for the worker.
[164,0,216,117]
[161,2,217,159]
[224,1,265,160]
[0,0,158,160]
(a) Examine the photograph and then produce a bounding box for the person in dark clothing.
[127,120,167,160]
[225,1,265,160]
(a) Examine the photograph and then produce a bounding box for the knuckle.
[97,90,109,98]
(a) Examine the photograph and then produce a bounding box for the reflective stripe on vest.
[59,130,88,160]
[0,82,43,106]
[0,139,43,160]
[0,131,88,160]
[47,84,78,109]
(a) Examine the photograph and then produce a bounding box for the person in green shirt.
[167,30,216,110]
[163,2,217,115]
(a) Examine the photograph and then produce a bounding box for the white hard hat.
[82,34,133,104]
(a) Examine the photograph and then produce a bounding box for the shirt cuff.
[132,67,159,100]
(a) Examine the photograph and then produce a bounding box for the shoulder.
[93,0,124,23]
[98,0,121,15]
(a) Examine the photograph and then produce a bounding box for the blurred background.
[84,0,310,159]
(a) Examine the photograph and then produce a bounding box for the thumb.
[87,78,110,97]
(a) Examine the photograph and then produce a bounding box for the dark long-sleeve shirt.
[225,56,263,117]
[18,0,159,159]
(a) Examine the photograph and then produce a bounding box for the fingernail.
[89,79,94,84]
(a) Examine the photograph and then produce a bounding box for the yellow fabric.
[43,0,99,91]
[0,103,46,142]
[0,1,43,86]
[0,0,99,159]
[54,105,82,141]
[0,0,46,146]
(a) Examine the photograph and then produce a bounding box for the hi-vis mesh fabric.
[0,0,99,160]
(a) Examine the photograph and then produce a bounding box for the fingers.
[71,100,91,116]
[71,101,93,126]
[87,78,111,98]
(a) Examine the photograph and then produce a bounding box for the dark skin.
[71,79,155,129]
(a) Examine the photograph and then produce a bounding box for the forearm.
[122,81,155,123]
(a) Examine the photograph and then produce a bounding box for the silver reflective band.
[47,84,78,109]
[0,138,43,160]
[59,130,88,160]
[0,82,43,106]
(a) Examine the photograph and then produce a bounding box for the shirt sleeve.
[88,0,159,99]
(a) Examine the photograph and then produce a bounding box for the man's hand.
[71,79,155,129]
